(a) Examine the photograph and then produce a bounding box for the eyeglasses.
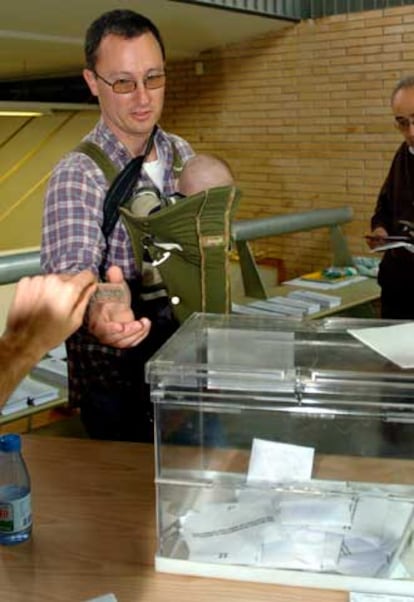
[93,71,166,94]
[394,115,414,130]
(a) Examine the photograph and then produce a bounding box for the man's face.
[392,86,414,148]
[83,32,165,152]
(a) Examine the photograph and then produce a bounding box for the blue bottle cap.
[0,433,21,452]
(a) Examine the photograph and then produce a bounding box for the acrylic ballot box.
[146,313,414,595]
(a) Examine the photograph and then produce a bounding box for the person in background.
[0,271,96,407]
[177,153,235,197]
[368,75,414,319]
[41,9,194,442]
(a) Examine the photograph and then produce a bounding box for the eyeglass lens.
[95,71,166,94]
[395,116,414,129]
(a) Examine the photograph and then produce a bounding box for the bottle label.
[0,493,32,533]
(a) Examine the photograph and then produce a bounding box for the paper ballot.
[351,594,414,602]
[348,322,414,369]
[176,437,414,577]
[181,501,273,565]
[247,438,314,484]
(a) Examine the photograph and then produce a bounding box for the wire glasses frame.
[93,70,166,94]
[394,115,414,130]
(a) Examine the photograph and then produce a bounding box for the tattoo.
[91,283,128,303]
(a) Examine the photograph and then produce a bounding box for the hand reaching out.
[0,270,98,406]
[87,266,151,348]
[5,270,97,359]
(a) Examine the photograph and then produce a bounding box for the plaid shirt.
[41,119,194,412]
[41,119,194,279]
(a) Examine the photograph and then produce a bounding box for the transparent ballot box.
[146,313,414,594]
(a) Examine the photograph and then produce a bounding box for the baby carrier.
[76,132,240,323]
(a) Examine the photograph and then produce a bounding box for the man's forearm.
[0,334,43,408]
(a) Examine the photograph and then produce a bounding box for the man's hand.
[88,266,151,348]
[5,270,97,359]
[366,226,388,249]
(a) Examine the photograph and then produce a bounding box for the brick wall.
[161,5,414,278]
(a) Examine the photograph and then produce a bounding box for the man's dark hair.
[84,9,166,70]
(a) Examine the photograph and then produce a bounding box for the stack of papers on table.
[232,295,320,317]
[287,289,341,309]
[264,296,320,315]
[351,594,414,602]
[348,322,414,369]
[284,274,366,290]
[1,376,59,415]
[232,302,289,317]
[34,343,68,386]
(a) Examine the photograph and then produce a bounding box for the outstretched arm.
[0,270,97,407]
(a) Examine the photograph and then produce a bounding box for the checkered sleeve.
[41,128,194,279]
[41,153,109,276]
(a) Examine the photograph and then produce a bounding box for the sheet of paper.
[348,322,414,369]
[247,438,314,483]
[177,489,414,578]
[283,275,366,290]
[47,343,67,360]
[261,528,343,571]
[342,497,414,577]
[5,376,59,407]
[36,357,68,378]
[370,241,414,253]
[350,593,414,602]
[278,496,354,529]
[337,541,392,577]
[188,535,261,565]
[181,501,274,545]
[0,399,28,415]
[351,497,413,541]
[181,500,273,564]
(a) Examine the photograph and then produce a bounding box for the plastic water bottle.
[0,434,32,545]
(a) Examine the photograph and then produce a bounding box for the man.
[0,271,96,407]
[368,75,414,319]
[41,10,194,441]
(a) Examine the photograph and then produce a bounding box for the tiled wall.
[162,5,414,277]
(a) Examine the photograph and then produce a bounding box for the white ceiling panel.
[0,0,293,79]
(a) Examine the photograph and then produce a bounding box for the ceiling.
[0,0,294,81]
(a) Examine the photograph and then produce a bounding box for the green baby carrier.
[76,132,240,323]
[120,185,240,323]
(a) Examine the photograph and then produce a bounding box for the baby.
[177,153,235,197]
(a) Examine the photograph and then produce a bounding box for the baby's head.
[178,154,234,197]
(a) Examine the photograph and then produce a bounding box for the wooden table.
[237,276,380,319]
[0,436,347,602]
